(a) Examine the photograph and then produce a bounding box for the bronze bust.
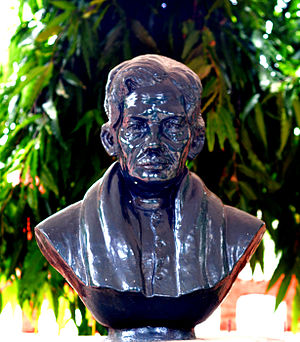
[35,55,265,341]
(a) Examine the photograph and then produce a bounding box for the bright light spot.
[271,82,281,93]
[285,12,291,18]
[75,309,82,326]
[297,10,300,17]
[276,54,282,61]
[3,127,9,134]
[0,162,5,169]
[34,8,45,21]
[236,294,287,338]
[7,170,21,187]
[36,299,79,336]
[274,5,283,12]
[10,122,16,130]
[274,62,279,67]
[8,95,19,114]
[253,37,262,48]
[230,0,238,5]
[42,100,57,120]
[259,55,269,68]
[0,303,23,336]
[294,127,300,136]
[261,79,270,87]
[161,2,167,8]
[0,135,8,146]
[270,71,276,77]
[272,219,279,229]
[37,300,59,335]
[263,33,269,39]
[265,20,273,34]
[0,1,20,66]
[195,307,221,338]
[48,34,58,45]
[298,3,300,9]
[15,267,21,278]
[13,62,19,73]
[22,2,33,21]
[256,209,263,219]
[20,75,27,82]
[35,142,40,150]
[28,20,36,28]
[59,318,78,336]
[276,0,288,11]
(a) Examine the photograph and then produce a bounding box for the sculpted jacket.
[35,162,265,328]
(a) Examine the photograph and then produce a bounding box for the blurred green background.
[0,0,299,335]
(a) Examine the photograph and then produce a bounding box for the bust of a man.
[35,55,265,341]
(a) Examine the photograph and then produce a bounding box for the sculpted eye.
[164,121,181,130]
[163,118,184,132]
[162,117,187,141]
[127,120,148,133]
[128,122,146,131]
[122,119,148,140]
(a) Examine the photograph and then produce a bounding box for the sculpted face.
[116,83,192,182]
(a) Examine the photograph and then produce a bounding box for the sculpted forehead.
[124,83,186,117]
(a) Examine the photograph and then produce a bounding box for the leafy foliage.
[0,0,299,334]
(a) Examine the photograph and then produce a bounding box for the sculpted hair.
[104,54,205,131]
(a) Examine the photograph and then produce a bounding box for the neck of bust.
[120,166,187,209]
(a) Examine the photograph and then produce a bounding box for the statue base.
[106,326,195,341]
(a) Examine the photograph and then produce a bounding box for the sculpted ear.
[101,123,118,157]
[188,126,205,160]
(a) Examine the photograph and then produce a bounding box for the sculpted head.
[101,54,205,183]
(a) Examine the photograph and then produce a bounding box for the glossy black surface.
[35,55,266,341]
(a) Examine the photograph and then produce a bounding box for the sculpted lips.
[137,157,170,170]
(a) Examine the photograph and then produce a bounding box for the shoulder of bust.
[224,205,266,270]
[35,201,82,242]
[34,201,86,285]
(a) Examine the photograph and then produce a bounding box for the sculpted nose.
[145,125,160,148]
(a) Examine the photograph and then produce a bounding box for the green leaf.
[275,272,292,310]
[182,30,200,60]
[241,127,266,173]
[202,78,217,98]
[206,111,217,152]
[72,110,95,144]
[10,65,47,99]
[254,103,268,148]
[241,94,260,121]
[40,164,59,197]
[267,258,286,292]
[131,20,159,52]
[1,279,19,312]
[35,26,62,43]
[83,0,107,19]
[292,98,300,128]
[20,62,53,112]
[201,90,218,113]
[93,4,110,30]
[292,283,300,332]
[219,107,240,153]
[62,70,86,88]
[277,109,292,157]
[239,181,257,200]
[50,1,76,10]
[46,9,71,28]
[82,41,91,79]
[51,119,68,150]
[187,58,212,79]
